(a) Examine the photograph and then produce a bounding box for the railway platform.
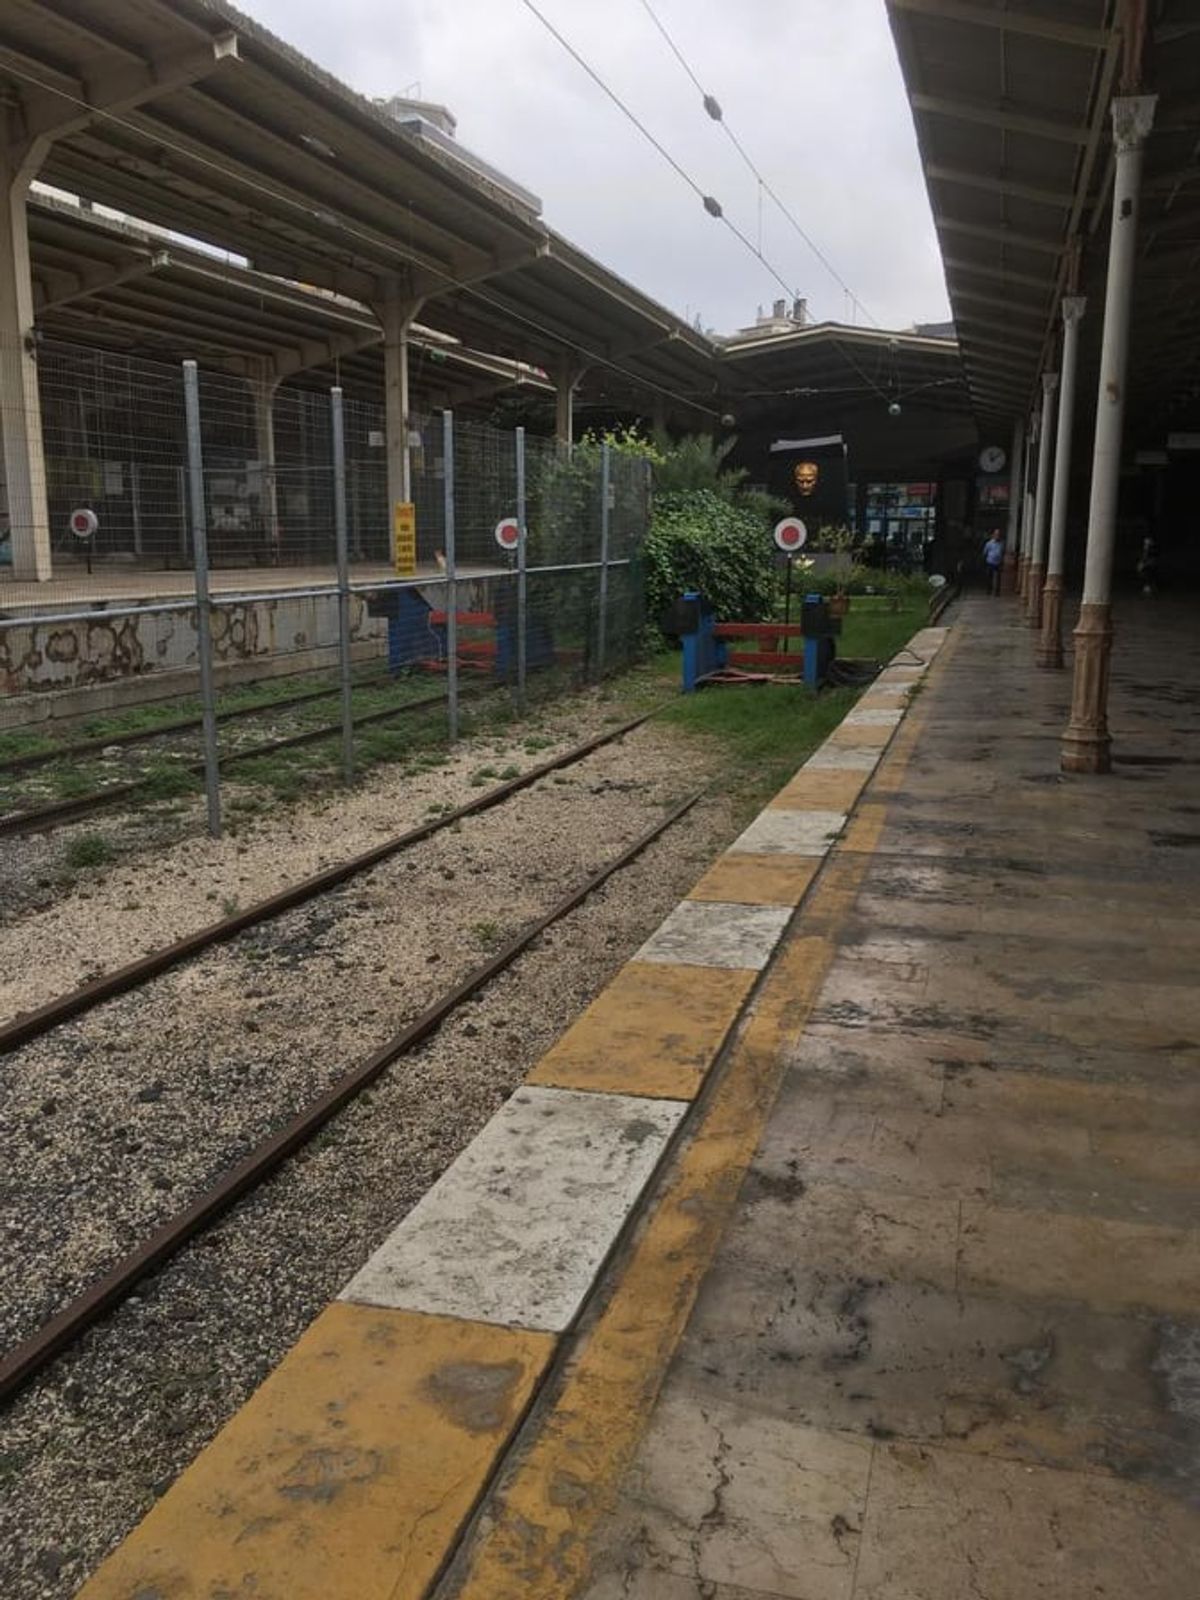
[74,596,1200,1600]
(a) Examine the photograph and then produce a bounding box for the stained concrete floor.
[581,595,1200,1600]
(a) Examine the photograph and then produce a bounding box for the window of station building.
[863,482,937,572]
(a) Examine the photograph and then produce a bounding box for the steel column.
[1038,298,1086,668]
[1063,96,1157,774]
[1026,370,1059,627]
[331,387,355,784]
[182,360,221,839]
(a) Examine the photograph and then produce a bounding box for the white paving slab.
[635,899,792,970]
[340,1085,685,1331]
[805,743,882,772]
[730,808,846,857]
[843,707,903,728]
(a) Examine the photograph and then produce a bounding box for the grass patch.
[139,764,201,801]
[838,600,927,662]
[44,764,101,800]
[0,731,59,763]
[63,832,117,870]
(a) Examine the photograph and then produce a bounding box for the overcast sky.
[238,0,951,336]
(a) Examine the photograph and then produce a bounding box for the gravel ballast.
[0,676,778,1600]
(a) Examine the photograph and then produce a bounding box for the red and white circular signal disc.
[494,517,522,552]
[773,516,807,553]
[69,508,99,540]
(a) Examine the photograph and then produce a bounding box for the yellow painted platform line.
[825,718,895,747]
[77,1304,554,1600]
[527,961,756,1100]
[439,652,949,1600]
[687,852,820,907]
[768,767,869,813]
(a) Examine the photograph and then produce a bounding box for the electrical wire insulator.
[702,93,722,121]
[702,195,723,218]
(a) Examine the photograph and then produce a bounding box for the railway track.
[0,662,409,779]
[0,730,697,1403]
[0,681,470,841]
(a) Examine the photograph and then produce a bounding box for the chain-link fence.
[1,340,650,836]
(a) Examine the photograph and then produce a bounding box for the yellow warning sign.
[393,501,417,576]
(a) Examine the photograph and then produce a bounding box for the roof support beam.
[8,33,240,188]
[913,92,1090,146]
[953,287,1049,319]
[935,217,1064,254]
[943,256,1054,291]
[929,164,1074,209]
[35,250,169,311]
[888,0,1111,51]
[958,314,1044,343]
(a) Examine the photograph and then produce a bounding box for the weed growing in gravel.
[469,766,499,787]
[523,736,553,753]
[140,764,200,801]
[497,765,521,780]
[45,765,98,800]
[471,919,502,947]
[63,832,116,870]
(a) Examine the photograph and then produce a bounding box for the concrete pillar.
[0,146,52,580]
[381,283,424,560]
[1038,298,1086,668]
[1062,95,1156,774]
[555,355,587,450]
[1002,417,1024,594]
[1026,370,1059,627]
[251,371,281,562]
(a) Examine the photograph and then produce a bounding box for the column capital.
[1111,95,1157,152]
[1061,295,1087,326]
[1041,370,1060,396]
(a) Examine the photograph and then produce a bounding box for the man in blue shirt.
[983,531,1004,595]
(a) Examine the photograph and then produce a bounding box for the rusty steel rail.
[0,710,659,1054]
[0,784,701,1405]
[0,685,477,841]
[0,665,401,777]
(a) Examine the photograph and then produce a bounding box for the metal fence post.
[516,425,527,712]
[331,386,354,784]
[597,440,611,681]
[181,359,221,839]
[443,409,459,741]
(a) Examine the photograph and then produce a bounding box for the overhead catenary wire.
[634,0,882,329]
[0,58,720,420]
[516,0,801,306]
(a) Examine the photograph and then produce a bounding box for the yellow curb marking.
[442,656,948,1600]
[78,1305,554,1600]
[687,852,820,907]
[768,768,867,812]
[826,720,894,748]
[528,962,756,1101]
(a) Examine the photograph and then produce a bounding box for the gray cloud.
[239,0,950,334]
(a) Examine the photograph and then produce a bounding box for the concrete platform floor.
[578,595,1200,1599]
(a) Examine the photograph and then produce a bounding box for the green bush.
[646,490,780,629]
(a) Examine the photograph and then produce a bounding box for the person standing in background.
[983,529,1005,595]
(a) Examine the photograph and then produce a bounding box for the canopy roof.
[2,0,714,415]
[887,0,1200,440]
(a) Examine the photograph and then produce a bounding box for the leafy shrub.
[645,490,780,629]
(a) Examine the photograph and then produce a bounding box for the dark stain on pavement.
[423,1358,525,1434]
